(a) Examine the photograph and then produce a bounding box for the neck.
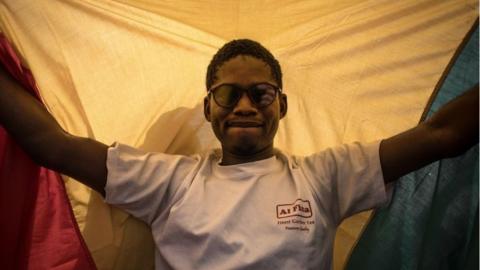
[220,144,275,165]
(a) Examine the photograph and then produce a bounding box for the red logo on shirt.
[276,199,312,219]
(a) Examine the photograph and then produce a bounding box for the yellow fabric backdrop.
[0,0,477,269]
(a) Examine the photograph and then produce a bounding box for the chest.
[155,171,335,268]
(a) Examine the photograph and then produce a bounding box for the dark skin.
[0,66,109,196]
[380,87,479,182]
[0,55,478,196]
[204,56,287,165]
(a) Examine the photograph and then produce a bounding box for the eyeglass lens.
[214,84,277,108]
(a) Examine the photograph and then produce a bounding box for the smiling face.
[204,55,287,165]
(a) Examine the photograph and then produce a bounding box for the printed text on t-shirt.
[276,199,314,232]
[276,199,312,218]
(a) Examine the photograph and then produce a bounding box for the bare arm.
[0,66,108,195]
[380,84,479,183]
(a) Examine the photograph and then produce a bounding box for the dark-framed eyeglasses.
[207,83,282,108]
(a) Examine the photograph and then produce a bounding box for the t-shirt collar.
[212,152,283,179]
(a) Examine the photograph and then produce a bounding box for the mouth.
[226,120,264,128]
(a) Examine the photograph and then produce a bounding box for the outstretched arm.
[0,66,108,195]
[380,84,479,183]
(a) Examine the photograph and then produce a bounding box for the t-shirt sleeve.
[105,143,200,224]
[300,141,389,225]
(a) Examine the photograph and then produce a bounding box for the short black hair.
[206,39,282,90]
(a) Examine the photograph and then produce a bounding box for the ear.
[204,95,212,122]
[279,93,288,119]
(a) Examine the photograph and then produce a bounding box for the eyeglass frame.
[207,82,283,109]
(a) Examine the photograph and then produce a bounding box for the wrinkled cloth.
[0,1,477,269]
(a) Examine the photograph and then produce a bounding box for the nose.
[233,92,258,116]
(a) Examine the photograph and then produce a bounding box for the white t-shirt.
[105,141,388,270]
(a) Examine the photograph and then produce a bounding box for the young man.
[0,39,478,269]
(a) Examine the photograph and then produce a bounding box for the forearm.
[425,84,479,157]
[0,66,68,165]
[380,84,478,183]
[0,65,109,194]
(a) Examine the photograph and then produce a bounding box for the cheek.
[268,118,280,137]
[210,108,230,134]
[264,109,281,137]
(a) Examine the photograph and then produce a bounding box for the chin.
[228,138,261,156]
[231,144,258,155]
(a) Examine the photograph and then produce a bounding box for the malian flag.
[0,1,477,269]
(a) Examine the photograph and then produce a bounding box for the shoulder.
[273,148,300,170]
[281,141,381,174]
[107,142,212,171]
